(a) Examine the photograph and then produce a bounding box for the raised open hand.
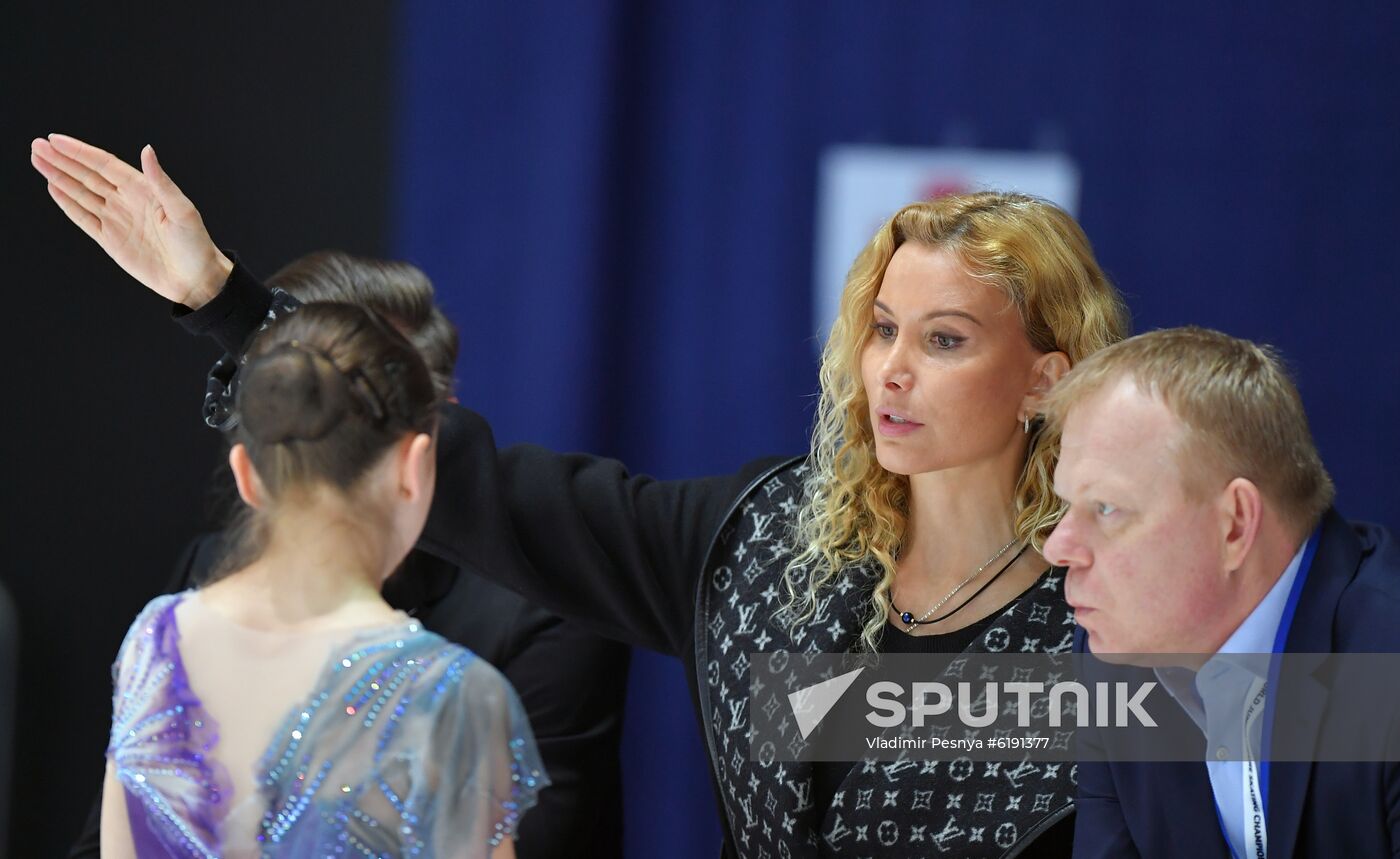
[30,134,232,309]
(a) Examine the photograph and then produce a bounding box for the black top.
[878,607,1006,653]
[811,581,1036,827]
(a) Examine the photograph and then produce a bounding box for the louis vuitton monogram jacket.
[691,459,1078,858]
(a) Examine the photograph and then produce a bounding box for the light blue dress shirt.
[1154,540,1309,859]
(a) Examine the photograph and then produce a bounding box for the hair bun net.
[237,343,355,444]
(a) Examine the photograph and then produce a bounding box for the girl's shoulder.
[112,590,190,674]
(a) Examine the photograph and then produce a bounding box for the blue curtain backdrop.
[392,4,1400,855]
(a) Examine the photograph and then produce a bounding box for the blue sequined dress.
[105,591,547,857]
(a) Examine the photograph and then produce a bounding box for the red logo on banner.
[920,175,972,201]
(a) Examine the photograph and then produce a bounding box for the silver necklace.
[895,536,1019,632]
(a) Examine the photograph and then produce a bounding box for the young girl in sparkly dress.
[100,303,545,857]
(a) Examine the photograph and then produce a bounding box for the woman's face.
[859,242,1044,478]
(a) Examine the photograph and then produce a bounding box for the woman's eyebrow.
[873,300,983,326]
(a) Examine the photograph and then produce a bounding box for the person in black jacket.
[33,134,1131,856]
[63,248,629,859]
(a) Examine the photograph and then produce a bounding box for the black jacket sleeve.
[172,258,295,431]
[419,413,786,656]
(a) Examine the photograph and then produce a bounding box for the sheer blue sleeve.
[424,654,549,854]
[253,636,549,856]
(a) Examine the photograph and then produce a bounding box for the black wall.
[1,4,395,854]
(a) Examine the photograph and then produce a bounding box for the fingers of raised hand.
[31,146,110,217]
[46,133,142,189]
[31,138,127,204]
[45,182,103,242]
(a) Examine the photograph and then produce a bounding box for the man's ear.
[1219,476,1264,574]
[1021,350,1072,421]
[397,433,434,503]
[228,443,266,509]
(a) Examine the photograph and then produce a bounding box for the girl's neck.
[201,508,402,632]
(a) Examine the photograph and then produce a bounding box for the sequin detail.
[108,595,231,858]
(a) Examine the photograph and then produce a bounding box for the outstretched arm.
[30,134,231,309]
[32,137,794,656]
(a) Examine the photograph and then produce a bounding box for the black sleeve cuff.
[171,254,273,356]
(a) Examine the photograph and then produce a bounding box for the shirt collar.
[1154,537,1310,718]
[1211,536,1309,669]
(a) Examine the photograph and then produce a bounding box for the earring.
[1023,415,1031,435]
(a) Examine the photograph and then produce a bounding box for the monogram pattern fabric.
[696,461,1078,857]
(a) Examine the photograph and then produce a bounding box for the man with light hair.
[1042,326,1400,858]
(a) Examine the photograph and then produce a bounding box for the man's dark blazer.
[70,535,630,859]
[1073,509,1400,857]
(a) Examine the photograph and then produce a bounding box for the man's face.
[1044,377,1229,657]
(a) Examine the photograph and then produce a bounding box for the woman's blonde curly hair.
[783,192,1130,652]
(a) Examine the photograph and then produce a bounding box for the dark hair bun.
[238,343,356,444]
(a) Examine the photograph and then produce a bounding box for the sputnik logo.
[788,667,866,739]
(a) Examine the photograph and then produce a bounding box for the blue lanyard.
[1259,526,1322,824]
[1215,525,1321,859]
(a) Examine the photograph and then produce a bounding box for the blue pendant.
[900,612,914,625]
